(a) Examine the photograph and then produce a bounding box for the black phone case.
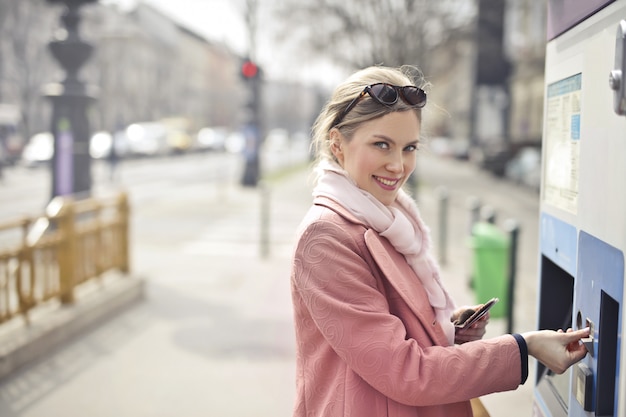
[455,297,499,330]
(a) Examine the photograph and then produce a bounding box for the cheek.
[406,154,417,172]
[343,150,374,181]
[349,149,377,171]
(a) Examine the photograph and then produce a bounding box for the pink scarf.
[313,161,457,345]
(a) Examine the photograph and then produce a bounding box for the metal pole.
[466,196,481,289]
[44,0,98,200]
[466,196,481,233]
[480,205,497,224]
[259,181,270,259]
[504,219,520,334]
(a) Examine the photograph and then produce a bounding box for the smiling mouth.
[374,176,401,188]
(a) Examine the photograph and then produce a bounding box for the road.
[0,152,244,222]
[0,150,306,417]
[0,149,542,417]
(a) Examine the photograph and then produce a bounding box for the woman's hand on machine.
[522,327,591,374]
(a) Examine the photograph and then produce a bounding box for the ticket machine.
[534,1,626,416]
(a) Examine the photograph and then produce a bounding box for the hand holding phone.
[453,298,499,330]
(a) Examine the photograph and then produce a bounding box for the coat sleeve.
[292,218,522,407]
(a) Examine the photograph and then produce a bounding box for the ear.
[329,128,344,163]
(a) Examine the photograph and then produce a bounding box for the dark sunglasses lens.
[370,84,398,105]
[402,87,427,107]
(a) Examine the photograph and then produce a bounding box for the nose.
[386,150,405,174]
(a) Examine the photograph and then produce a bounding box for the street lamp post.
[44,0,98,200]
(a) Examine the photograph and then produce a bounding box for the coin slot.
[585,317,595,336]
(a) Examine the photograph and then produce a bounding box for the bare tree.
[0,0,9,103]
[0,0,57,137]
[272,0,476,76]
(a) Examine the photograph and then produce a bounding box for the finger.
[562,328,590,347]
[457,327,485,340]
[566,339,583,352]
[565,327,590,340]
[561,327,589,339]
[568,344,589,362]
[472,320,488,329]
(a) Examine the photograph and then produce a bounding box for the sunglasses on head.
[332,83,427,127]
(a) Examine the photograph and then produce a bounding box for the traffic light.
[240,58,262,121]
[239,58,263,187]
[241,59,259,79]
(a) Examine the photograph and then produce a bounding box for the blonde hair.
[311,65,428,166]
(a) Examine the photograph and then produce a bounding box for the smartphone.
[454,298,499,330]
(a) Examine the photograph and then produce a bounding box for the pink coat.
[290,196,522,417]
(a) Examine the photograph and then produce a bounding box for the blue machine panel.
[570,232,624,416]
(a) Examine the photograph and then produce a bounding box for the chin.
[377,194,397,206]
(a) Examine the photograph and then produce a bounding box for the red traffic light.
[241,60,258,78]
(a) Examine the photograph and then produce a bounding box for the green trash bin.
[468,222,509,318]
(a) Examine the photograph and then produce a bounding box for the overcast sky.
[100,0,347,87]
[102,0,248,53]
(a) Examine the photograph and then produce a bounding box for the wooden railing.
[0,192,130,325]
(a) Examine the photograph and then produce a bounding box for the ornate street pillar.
[44,0,98,199]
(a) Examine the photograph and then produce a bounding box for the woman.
[290,65,589,417]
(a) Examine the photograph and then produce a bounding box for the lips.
[374,175,401,189]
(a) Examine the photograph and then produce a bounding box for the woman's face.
[332,111,420,206]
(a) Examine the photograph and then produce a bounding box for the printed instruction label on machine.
[543,73,581,214]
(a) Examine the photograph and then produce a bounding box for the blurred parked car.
[21,132,53,167]
[426,136,470,160]
[195,127,228,152]
[225,131,245,154]
[263,128,290,153]
[470,142,516,177]
[159,116,193,154]
[427,136,456,157]
[165,127,193,154]
[89,131,113,159]
[0,103,25,165]
[505,146,541,191]
[89,131,130,160]
[125,122,168,157]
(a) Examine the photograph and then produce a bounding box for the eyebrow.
[373,134,419,146]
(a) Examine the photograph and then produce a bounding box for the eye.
[404,144,418,152]
[374,141,390,150]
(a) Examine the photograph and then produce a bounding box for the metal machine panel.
[540,213,578,277]
[571,232,623,416]
[537,1,626,416]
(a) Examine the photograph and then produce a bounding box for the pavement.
[0,150,541,417]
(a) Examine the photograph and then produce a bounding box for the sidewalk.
[414,153,539,416]
[0,152,540,417]
[177,151,541,416]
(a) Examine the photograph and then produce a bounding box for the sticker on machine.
[543,73,581,214]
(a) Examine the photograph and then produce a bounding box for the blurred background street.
[0,147,541,417]
[0,0,550,416]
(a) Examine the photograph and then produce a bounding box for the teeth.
[376,177,398,186]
